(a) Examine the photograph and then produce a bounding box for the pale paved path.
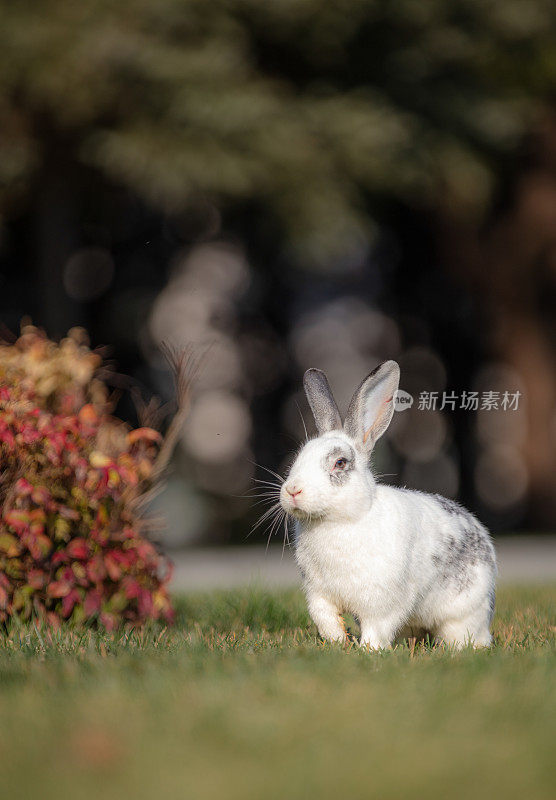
[169,535,556,592]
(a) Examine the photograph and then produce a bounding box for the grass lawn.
[0,585,554,800]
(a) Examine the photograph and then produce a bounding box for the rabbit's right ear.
[344,361,400,453]
[303,369,342,436]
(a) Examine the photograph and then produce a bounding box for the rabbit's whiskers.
[248,460,284,484]
[247,466,290,552]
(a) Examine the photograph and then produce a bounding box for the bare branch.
[131,387,171,431]
[130,480,167,512]
[151,341,205,480]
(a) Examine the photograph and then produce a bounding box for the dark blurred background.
[1,0,556,545]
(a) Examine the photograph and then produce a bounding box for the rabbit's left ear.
[344,361,400,452]
[303,368,342,435]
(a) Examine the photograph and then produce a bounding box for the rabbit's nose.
[286,484,303,498]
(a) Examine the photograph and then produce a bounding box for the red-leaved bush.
[0,326,181,629]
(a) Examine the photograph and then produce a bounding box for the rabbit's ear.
[303,369,342,435]
[344,361,400,452]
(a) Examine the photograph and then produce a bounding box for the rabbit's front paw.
[308,595,347,643]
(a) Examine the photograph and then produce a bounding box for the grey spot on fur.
[431,493,495,592]
[488,586,496,623]
[432,494,463,516]
[330,470,352,486]
[324,445,355,486]
[327,445,355,461]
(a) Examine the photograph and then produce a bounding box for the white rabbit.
[279,362,496,650]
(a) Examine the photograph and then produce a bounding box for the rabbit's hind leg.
[435,611,493,649]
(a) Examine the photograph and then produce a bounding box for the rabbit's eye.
[334,457,347,470]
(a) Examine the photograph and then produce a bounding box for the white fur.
[280,368,497,651]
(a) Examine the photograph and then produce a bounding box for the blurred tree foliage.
[1,0,555,264]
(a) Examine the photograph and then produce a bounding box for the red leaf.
[78,404,99,426]
[104,553,122,582]
[28,569,46,590]
[47,580,71,598]
[28,535,52,560]
[31,486,52,506]
[86,555,106,583]
[122,577,141,600]
[84,589,102,617]
[67,538,90,560]
[100,612,117,631]
[20,427,41,445]
[137,589,153,618]
[135,541,156,562]
[61,589,80,618]
[59,566,76,584]
[15,478,33,496]
[4,509,30,532]
[0,425,15,448]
